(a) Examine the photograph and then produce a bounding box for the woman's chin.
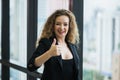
[57,35,66,39]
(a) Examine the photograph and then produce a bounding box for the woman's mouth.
[58,31,66,34]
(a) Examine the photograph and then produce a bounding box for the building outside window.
[83,0,120,80]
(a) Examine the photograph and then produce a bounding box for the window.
[10,68,26,80]
[83,0,120,80]
[0,0,1,78]
[0,0,1,59]
[10,0,27,79]
[10,0,27,67]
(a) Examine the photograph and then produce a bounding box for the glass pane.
[83,0,120,80]
[10,68,26,80]
[37,0,69,74]
[0,0,1,59]
[0,0,2,79]
[10,0,27,67]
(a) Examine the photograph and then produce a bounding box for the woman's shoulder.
[39,37,53,45]
[39,38,49,44]
[39,38,49,42]
[67,41,75,46]
[67,41,79,49]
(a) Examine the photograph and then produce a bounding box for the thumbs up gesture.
[48,38,61,57]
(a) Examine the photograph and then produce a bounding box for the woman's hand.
[48,38,61,57]
[34,38,62,67]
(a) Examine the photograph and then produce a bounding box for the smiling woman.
[27,9,80,80]
[0,0,83,80]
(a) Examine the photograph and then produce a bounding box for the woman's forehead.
[55,15,69,22]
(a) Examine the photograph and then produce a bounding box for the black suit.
[27,37,80,80]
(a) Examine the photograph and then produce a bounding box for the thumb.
[52,38,56,45]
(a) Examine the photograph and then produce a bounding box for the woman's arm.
[34,50,52,67]
[34,38,61,67]
[27,38,60,71]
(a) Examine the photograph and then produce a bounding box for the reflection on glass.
[83,0,120,80]
[10,68,26,80]
[10,0,27,67]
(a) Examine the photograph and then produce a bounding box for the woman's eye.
[55,23,60,25]
[64,24,68,26]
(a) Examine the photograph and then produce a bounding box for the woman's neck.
[57,38,67,46]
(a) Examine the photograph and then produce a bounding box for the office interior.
[0,0,120,80]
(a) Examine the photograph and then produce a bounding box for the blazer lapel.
[49,37,79,71]
[67,43,79,70]
[56,42,79,71]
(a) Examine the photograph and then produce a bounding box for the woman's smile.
[54,15,69,39]
[58,30,66,35]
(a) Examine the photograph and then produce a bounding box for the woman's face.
[54,15,69,39]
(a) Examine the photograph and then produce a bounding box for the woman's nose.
[60,25,64,30]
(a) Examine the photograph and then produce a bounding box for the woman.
[27,9,80,80]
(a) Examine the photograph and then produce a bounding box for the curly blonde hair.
[37,9,79,45]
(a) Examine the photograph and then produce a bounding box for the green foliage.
[83,69,104,80]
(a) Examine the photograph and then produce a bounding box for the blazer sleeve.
[27,38,49,71]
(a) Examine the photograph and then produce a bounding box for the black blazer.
[27,37,80,80]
